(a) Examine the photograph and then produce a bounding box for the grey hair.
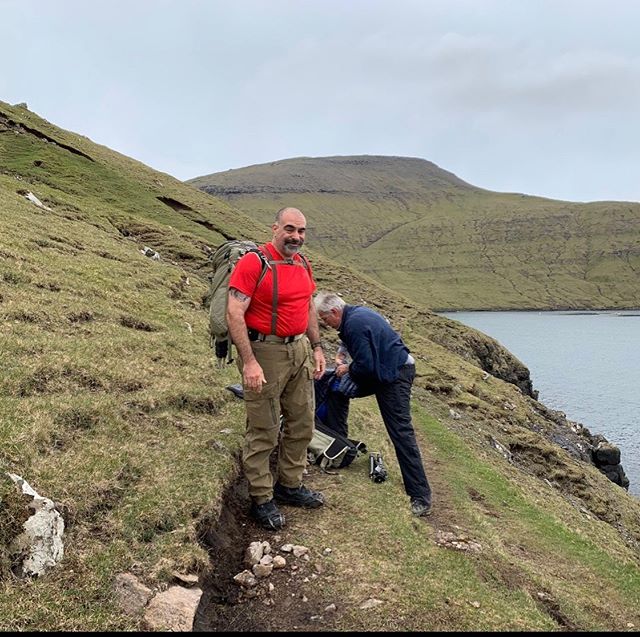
[314,291,346,313]
[275,206,302,223]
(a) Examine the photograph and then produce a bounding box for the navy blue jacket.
[338,305,409,384]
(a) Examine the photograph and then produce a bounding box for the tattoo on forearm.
[230,288,250,302]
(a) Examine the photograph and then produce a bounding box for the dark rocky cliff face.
[458,330,537,399]
[422,316,537,399]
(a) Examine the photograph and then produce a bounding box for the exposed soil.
[193,459,344,632]
[192,449,464,633]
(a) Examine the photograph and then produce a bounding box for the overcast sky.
[3,0,640,202]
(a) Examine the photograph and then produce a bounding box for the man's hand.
[335,363,349,378]
[313,348,326,380]
[243,359,267,393]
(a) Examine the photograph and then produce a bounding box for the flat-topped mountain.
[189,155,477,195]
[190,155,640,311]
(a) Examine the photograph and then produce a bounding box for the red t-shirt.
[228,242,316,337]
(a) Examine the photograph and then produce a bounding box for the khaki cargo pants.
[238,337,315,504]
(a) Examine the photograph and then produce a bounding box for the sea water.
[440,310,640,496]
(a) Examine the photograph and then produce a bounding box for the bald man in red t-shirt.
[226,207,326,530]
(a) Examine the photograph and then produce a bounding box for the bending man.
[314,291,432,517]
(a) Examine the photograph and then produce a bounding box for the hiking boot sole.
[274,494,325,509]
[255,516,285,530]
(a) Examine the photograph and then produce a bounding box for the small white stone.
[252,563,273,578]
[233,570,257,588]
[244,541,264,566]
[292,545,309,557]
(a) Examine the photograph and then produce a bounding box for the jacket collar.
[338,305,354,334]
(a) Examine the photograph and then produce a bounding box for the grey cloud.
[235,29,640,123]
[431,43,640,115]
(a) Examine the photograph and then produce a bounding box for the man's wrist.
[311,341,322,350]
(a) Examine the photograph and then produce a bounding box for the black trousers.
[321,365,432,504]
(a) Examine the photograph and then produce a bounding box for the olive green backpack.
[205,239,310,366]
[204,240,269,365]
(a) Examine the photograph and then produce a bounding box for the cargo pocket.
[243,376,280,432]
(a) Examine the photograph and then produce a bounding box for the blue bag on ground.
[310,369,367,470]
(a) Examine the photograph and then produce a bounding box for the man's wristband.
[311,341,322,350]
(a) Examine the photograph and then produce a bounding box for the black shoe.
[410,497,432,517]
[250,499,286,530]
[273,482,325,508]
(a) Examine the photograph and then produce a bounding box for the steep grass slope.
[1,101,639,631]
[190,156,640,311]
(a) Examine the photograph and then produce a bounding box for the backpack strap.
[270,260,279,334]
[250,249,270,288]
[257,247,310,335]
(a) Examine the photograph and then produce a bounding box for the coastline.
[435,307,640,314]
[436,309,640,497]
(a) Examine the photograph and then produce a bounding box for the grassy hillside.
[1,101,640,631]
[189,156,640,311]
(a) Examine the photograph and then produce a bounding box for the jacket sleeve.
[346,327,375,382]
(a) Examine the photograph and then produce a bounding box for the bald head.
[272,207,307,257]
[275,206,303,223]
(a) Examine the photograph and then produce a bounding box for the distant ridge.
[189,155,640,312]
[190,155,477,195]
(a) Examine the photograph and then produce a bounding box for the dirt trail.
[193,438,461,632]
